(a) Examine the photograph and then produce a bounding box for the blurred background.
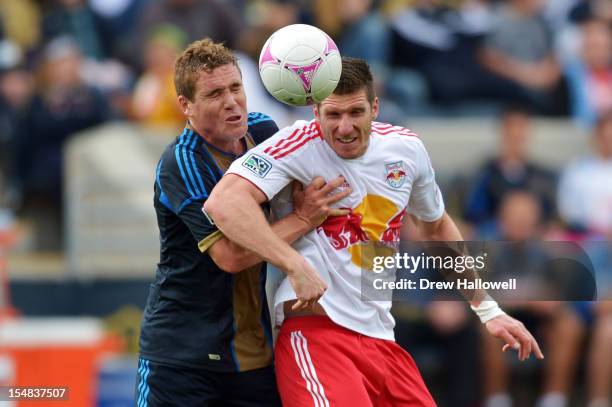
[0,0,610,406]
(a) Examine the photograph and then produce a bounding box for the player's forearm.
[419,212,463,242]
[205,184,301,272]
[212,213,312,272]
[417,213,491,307]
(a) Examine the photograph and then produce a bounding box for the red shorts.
[275,316,436,407]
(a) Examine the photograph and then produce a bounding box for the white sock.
[485,393,512,407]
[536,393,568,407]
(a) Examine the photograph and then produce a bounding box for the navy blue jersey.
[139,113,279,372]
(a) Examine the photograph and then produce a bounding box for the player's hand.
[485,314,544,361]
[292,176,351,229]
[285,253,327,311]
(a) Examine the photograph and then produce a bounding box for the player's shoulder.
[157,127,219,194]
[160,128,203,171]
[258,119,323,161]
[371,121,420,141]
[370,121,429,158]
[247,112,279,145]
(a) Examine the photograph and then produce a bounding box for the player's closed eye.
[205,91,220,100]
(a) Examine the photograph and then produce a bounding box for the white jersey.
[227,120,445,340]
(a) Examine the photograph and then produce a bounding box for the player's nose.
[337,116,353,136]
[222,91,239,109]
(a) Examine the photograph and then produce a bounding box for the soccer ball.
[259,24,342,106]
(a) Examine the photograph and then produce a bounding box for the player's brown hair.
[174,38,239,101]
[333,57,375,104]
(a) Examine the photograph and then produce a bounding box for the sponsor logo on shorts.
[208,354,221,361]
[242,154,272,178]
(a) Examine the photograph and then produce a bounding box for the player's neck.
[188,122,245,155]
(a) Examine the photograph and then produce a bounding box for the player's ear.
[313,103,321,122]
[178,95,192,116]
[371,97,379,121]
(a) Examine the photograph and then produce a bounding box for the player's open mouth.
[337,137,357,144]
[226,115,242,123]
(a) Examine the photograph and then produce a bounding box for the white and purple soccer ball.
[258,24,342,106]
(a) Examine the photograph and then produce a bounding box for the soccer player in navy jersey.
[136,38,347,406]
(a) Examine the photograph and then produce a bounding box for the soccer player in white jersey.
[204,58,544,406]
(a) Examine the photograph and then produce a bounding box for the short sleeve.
[407,139,445,222]
[156,147,220,252]
[226,127,298,200]
[248,112,279,144]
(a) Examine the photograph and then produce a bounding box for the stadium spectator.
[42,0,106,60]
[0,40,33,211]
[478,0,563,114]
[394,299,480,407]
[130,24,186,130]
[574,237,612,407]
[0,0,41,53]
[134,0,242,69]
[558,111,612,235]
[136,38,349,405]
[463,106,557,233]
[573,225,612,407]
[14,36,110,250]
[482,191,585,407]
[388,0,497,107]
[88,0,148,63]
[41,0,133,118]
[569,0,612,25]
[394,215,479,407]
[313,0,427,120]
[586,300,612,407]
[236,0,300,59]
[314,0,389,75]
[564,18,612,129]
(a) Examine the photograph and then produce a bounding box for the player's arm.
[204,173,340,310]
[412,213,543,360]
[412,212,493,307]
[207,177,349,272]
[407,139,543,361]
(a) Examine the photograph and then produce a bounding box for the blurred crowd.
[396,105,612,407]
[0,1,610,406]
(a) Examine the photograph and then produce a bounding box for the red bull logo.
[385,161,407,188]
[317,210,368,250]
[317,194,406,268]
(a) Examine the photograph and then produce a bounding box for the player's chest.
[302,152,417,210]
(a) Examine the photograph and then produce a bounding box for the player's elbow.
[209,240,253,273]
[214,256,245,274]
[417,212,447,240]
[204,188,232,227]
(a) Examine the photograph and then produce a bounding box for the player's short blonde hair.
[174,38,239,101]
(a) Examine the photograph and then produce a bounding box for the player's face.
[314,89,379,159]
[180,64,247,147]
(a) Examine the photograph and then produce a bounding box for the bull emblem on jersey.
[384,161,407,188]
